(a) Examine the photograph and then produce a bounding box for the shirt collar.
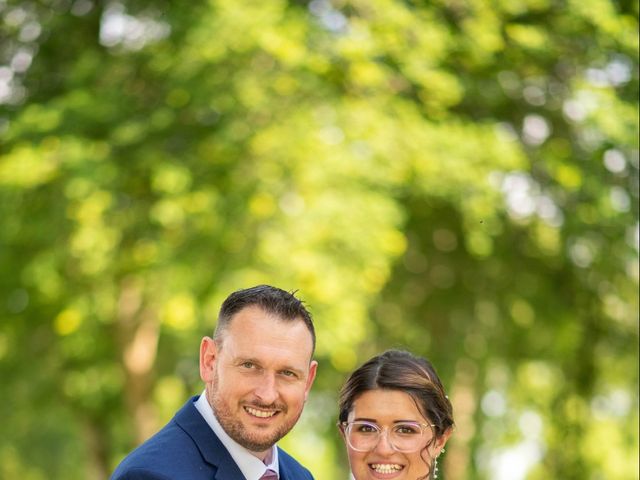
[195,391,280,479]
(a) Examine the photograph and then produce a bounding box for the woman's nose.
[372,429,395,455]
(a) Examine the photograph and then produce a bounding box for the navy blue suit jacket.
[111,396,315,480]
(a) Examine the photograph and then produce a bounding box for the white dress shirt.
[195,391,280,480]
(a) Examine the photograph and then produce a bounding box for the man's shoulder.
[111,420,203,479]
[110,465,173,480]
[277,447,315,480]
[111,398,221,480]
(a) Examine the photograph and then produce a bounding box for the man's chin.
[229,423,287,451]
[215,406,297,452]
[235,432,281,453]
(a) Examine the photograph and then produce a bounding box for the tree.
[1,0,637,478]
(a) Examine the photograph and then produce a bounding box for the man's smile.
[244,406,279,418]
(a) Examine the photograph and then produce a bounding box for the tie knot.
[260,468,278,480]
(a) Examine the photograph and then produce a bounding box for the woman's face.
[342,389,449,480]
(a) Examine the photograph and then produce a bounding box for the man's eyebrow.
[233,357,305,375]
[234,356,262,365]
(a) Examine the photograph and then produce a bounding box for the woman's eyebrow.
[351,417,422,423]
[352,417,378,422]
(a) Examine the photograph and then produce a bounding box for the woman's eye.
[357,424,377,433]
[396,424,420,435]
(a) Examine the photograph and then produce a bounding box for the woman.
[338,350,454,480]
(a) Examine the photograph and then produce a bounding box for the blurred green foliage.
[0,0,637,479]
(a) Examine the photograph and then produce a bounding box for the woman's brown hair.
[338,349,454,479]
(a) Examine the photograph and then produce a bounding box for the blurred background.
[0,0,638,479]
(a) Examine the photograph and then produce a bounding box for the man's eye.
[241,362,255,369]
[281,370,297,377]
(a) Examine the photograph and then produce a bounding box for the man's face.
[200,306,317,457]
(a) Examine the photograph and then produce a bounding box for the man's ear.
[303,360,318,401]
[199,336,218,382]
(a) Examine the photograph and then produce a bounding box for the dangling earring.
[433,448,445,479]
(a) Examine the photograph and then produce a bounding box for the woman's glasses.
[340,420,435,453]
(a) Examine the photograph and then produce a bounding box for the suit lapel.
[277,446,313,480]
[174,396,246,480]
[276,447,293,480]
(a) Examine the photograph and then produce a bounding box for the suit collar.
[276,448,290,480]
[174,396,246,479]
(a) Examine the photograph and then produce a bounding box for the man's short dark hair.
[213,284,316,353]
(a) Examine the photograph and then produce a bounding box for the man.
[111,285,318,479]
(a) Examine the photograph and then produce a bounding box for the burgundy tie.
[260,469,278,480]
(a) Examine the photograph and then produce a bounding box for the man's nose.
[253,372,278,404]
